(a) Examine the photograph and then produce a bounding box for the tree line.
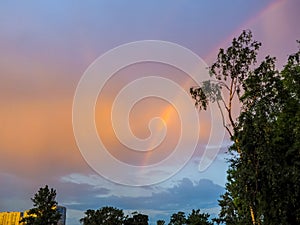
[21,185,213,225]
[80,207,213,225]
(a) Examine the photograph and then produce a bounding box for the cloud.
[139,178,224,210]
[60,175,224,213]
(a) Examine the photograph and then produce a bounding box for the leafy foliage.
[20,185,61,225]
[80,207,149,225]
[191,30,261,137]
[186,209,213,225]
[80,206,125,225]
[124,211,149,225]
[191,30,300,224]
[157,220,166,225]
[169,211,187,225]
[168,210,212,225]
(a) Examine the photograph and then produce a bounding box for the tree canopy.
[80,207,149,225]
[20,185,61,225]
[80,206,125,225]
[79,207,213,225]
[124,211,149,225]
[168,209,213,225]
[191,30,300,224]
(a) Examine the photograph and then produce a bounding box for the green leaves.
[80,207,149,225]
[210,30,261,83]
[168,210,212,225]
[187,209,213,225]
[191,30,263,139]
[191,30,300,224]
[190,80,223,110]
[20,185,61,225]
[190,86,208,110]
[80,206,126,225]
[125,212,149,225]
[169,211,187,225]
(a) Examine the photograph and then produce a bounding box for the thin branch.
[210,80,230,91]
[228,78,236,129]
[221,97,229,112]
[216,100,233,138]
[231,77,238,99]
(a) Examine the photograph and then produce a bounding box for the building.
[0,206,66,225]
[0,212,24,225]
[57,206,67,225]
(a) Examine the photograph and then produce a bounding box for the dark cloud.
[55,181,110,207]
[62,178,224,212]
[0,172,110,212]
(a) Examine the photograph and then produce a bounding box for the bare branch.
[216,100,233,138]
[228,78,236,129]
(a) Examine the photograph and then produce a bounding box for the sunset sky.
[1,1,300,224]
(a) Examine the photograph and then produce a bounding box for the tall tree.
[190,29,262,224]
[20,185,61,225]
[256,44,300,224]
[80,206,125,225]
[191,31,300,224]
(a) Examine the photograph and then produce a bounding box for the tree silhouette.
[124,211,148,225]
[186,209,212,225]
[20,185,61,225]
[157,220,166,225]
[168,211,186,225]
[80,206,125,225]
[191,31,300,224]
[190,29,261,224]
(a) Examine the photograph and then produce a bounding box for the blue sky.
[1,1,300,224]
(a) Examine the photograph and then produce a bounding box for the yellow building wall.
[0,212,23,225]
[0,208,65,225]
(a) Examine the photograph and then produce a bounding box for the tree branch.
[216,100,233,138]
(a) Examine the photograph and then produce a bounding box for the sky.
[1,0,300,224]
